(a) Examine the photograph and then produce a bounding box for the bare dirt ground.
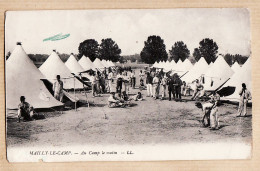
[6,70,252,147]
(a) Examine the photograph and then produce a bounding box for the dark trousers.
[175,86,182,99]
[168,87,175,100]
[131,77,136,88]
[116,80,122,94]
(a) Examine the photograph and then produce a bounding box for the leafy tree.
[140,35,168,64]
[193,48,201,62]
[78,39,99,62]
[98,38,121,62]
[224,53,249,65]
[197,38,218,64]
[223,53,234,66]
[234,54,249,65]
[169,41,190,62]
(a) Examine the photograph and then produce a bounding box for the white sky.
[5,9,250,56]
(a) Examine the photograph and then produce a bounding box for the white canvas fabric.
[6,45,63,109]
[93,58,105,70]
[181,59,193,72]
[203,56,234,91]
[101,59,109,68]
[231,61,241,73]
[39,51,83,89]
[109,60,115,67]
[173,59,193,77]
[169,60,177,70]
[78,56,95,70]
[182,57,210,83]
[221,57,251,101]
[65,54,85,75]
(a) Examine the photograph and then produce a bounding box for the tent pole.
[74,77,76,111]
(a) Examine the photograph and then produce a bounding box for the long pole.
[74,77,76,111]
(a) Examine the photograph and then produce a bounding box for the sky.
[5,9,250,56]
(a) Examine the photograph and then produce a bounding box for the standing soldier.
[168,75,175,101]
[152,73,160,99]
[146,72,153,97]
[107,70,113,93]
[237,83,251,117]
[53,75,64,102]
[175,75,183,101]
[160,73,168,100]
[116,71,123,95]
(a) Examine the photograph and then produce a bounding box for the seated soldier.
[130,92,143,101]
[108,92,124,108]
[17,96,34,122]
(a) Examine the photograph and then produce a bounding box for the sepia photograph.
[5,9,252,162]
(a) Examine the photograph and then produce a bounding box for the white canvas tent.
[39,51,83,89]
[109,60,115,67]
[78,56,95,70]
[169,60,177,70]
[6,44,63,109]
[202,56,234,91]
[101,59,110,68]
[172,59,193,77]
[65,54,85,75]
[182,57,210,84]
[93,58,105,70]
[231,61,241,73]
[221,57,251,101]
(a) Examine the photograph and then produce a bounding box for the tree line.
[140,35,249,65]
[6,36,249,66]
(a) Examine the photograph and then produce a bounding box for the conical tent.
[231,61,241,73]
[6,44,63,109]
[173,59,193,77]
[39,51,83,89]
[175,59,183,70]
[65,54,84,75]
[182,59,193,71]
[93,58,105,69]
[221,57,251,101]
[169,60,177,70]
[203,56,234,91]
[109,60,115,67]
[182,57,210,83]
[78,56,95,70]
[101,59,109,68]
[163,60,171,71]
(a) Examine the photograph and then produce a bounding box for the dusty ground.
[6,70,252,147]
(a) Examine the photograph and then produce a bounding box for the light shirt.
[53,80,63,95]
[153,76,159,85]
[239,88,251,100]
[108,73,113,80]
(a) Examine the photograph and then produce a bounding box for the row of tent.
[152,56,251,102]
[6,44,115,109]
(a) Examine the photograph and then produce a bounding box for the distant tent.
[182,59,193,71]
[6,44,63,109]
[220,57,251,101]
[182,57,210,84]
[39,51,83,89]
[173,59,193,77]
[101,59,109,68]
[163,60,171,71]
[169,60,177,70]
[203,56,234,91]
[78,56,95,70]
[109,61,115,66]
[93,58,105,70]
[231,61,241,73]
[65,54,85,75]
